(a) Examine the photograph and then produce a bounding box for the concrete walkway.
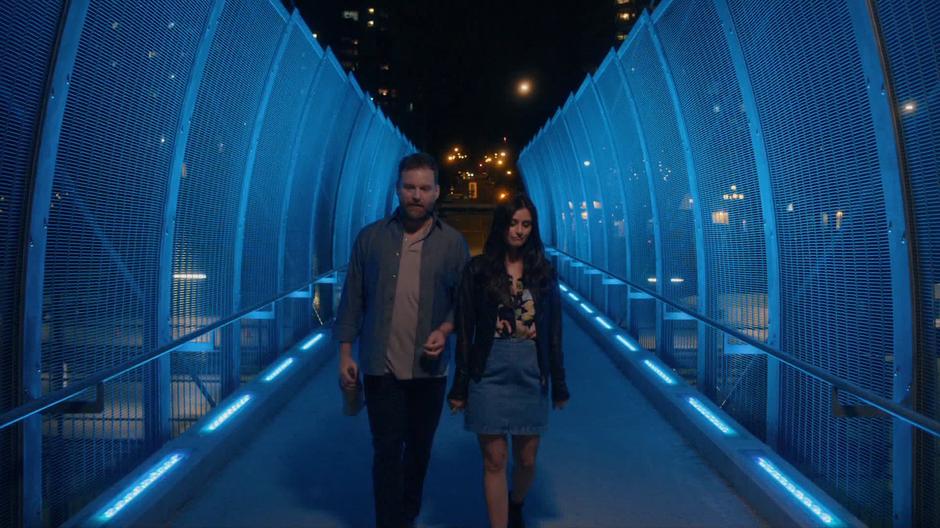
[170,314,766,527]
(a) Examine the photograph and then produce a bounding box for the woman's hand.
[449,399,466,413]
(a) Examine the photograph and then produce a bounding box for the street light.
[517,79,532,96]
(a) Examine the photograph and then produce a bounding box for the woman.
[448,194,570,528]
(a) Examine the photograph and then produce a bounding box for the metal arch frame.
[712,0,784,450]
[275,30,326,297]
[647,18,711,391]
[558,101,594,267]
[17,1,89,525]
[157,0,227,451]
[614,33,665,355]
[230,11,294,390]
[587,66,635,327]
[331,103,377,267]
[572,79,610,275]
[303,48,348,280]
[847,2,918,525]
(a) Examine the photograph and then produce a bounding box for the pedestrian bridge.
[1,0,938,526]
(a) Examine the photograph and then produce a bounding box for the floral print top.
[494,276,536,339]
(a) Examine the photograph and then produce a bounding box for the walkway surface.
[170,314,766,527]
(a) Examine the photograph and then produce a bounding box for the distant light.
[688,397,735,435]
[312,32,318,38]
[559,284,568,292]
[643,359,677,385]
[517,79,532,96]
[583,160,591,167]
[595,317,613,330]
[204,394,252,433]
[263,357,295,382]
[616,335,638,352]
[580,303,594,314]
[567,292,579,301]
[368,7,375,13]
[901,100,917,115]
[100,452,186,520]
[174,273,207,280]
[670,277,685,283]
[367,20,375,27]
[506,170,513,175]
[301,333,324,350]
[756,457,839,526]
[647,277,657,283]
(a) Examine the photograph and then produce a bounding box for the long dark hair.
[481,194,554,304]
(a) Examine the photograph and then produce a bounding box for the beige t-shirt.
[385,221,432,379]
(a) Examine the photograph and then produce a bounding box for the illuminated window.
[377,88,389,96]
[342,10,359,20]
[368,7,376,14]
[711,210,729,224]
[618,12,630,20]
[616,33,627,41]
[367,20,375,27]
[468,182,478,199]
[380,64,390,71]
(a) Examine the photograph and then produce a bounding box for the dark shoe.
[508,492,525,528]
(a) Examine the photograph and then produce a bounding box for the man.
[335,152,469,528]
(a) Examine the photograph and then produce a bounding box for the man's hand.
[423,329,446,358]
[339,343,359,389]
[449,399,466,413]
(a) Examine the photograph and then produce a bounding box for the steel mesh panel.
[533,140,568,252]
[728,0,894,522]
[172,0,283,337]
[621,26,698,374]
[332,105,375,267]
[284,60,345,287]
[594,60,657,289]
[873,0,940,522]
[565,103,607,270]
[43,0,212,383]
[241,26,319,309]
[312,87,362,273]
[547,121,590,262]
[576,83,627,286]
[170,328,222,437]
[1,0,62,418]
[655,0,768,437]
[345,118,388,246]
[42,369,154,525]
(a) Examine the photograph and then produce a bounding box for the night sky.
[291,0,649,189]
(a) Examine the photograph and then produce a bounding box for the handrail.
[0,268,344,431]
[548,247,940,440]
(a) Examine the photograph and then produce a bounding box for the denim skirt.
[465,338,549,435]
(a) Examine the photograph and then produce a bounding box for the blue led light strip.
[616,335,638,352]
[99,451,186,521]
[687,397,734,435]
[643,359,677,385]
[262,357,294,382]
[301,333,324,350]
[559,284,569,292]
[567,292,580,301]
[580,303,594,314]
[756,457,839,526]
[204,394,252,432]
[595,317,613,330]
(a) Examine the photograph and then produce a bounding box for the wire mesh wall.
[1,0,413,525]
[520,0,937,524]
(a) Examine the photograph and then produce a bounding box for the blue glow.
[595,317,613,330]
[580,303,594,314]
[203,394,252,433]
[301,333,324,350]
[99,451,185,521]
[643,359,677,385]
[559,284,569,292]
[567,292,579,301]
[756,457,839,526]
[262,357,294,382]
[616,335,638,352]
[687,397,735,435]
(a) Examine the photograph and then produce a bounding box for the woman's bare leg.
[510,435,540,503]
[479,434,509,528]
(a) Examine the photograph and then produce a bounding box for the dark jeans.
[364,374,446,528]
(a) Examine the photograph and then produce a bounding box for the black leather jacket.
[448,255,570,403]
